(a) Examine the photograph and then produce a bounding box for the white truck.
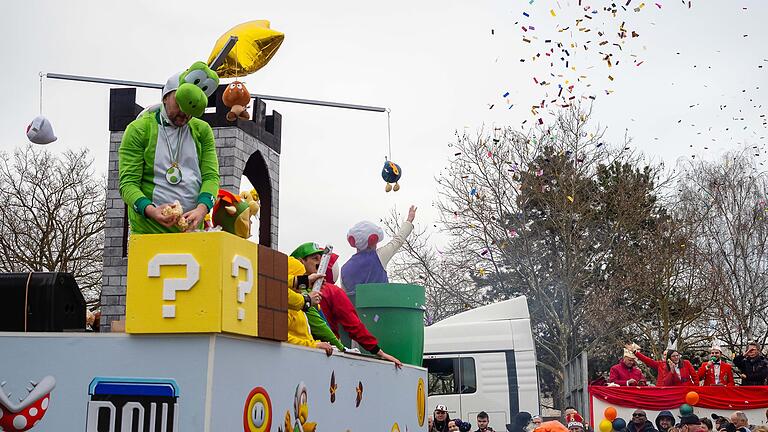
[423,296,540,432]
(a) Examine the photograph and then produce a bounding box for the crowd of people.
[431,339,768,432]
[475,408,762,432]
[427,405,498,432]
[597,409,767,432]
[426,402,768,432]
[607,342,768,387]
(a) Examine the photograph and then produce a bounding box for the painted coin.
[417,377,426,426]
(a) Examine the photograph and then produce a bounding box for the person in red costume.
[697,343,735,386]
[609,348,647,386]
[626,343,699,386]
[291,243,403,369]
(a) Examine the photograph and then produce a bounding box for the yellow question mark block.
[126,231,259,336]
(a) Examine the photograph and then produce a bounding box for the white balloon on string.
[27,73,57,145]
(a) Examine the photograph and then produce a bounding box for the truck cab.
[423,297,540,431]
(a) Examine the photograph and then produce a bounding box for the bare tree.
[677,150,768,350]
[383,208,481,324]
[0,145,106,304]
[388,105,706,405]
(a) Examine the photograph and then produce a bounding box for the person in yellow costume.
[287,257,333,355]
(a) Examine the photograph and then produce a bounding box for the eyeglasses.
[633,414,646,418]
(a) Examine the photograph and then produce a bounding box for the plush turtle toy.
[381,159,402,192]
[211,189,260,238]
[175,61,219,118]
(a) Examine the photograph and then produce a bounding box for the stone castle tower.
[99,86,282,332]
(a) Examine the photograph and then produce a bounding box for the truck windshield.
[423,357,476,395]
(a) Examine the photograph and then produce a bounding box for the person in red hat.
[291,243,403,368]
[566,413,585,432]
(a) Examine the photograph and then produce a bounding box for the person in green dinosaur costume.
[119,62,220,234]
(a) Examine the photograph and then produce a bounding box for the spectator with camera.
[711,414,733,432]
[733,342,768,386]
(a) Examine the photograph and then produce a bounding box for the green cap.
[291,242,323,259]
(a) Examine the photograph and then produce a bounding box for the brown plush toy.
[222,81,251,122]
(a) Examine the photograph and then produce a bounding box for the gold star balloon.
[207,20,285,78]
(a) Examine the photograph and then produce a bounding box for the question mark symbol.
[232,255,253,320]
[148,253,200,318]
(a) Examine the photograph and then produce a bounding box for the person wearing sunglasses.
[626,410,657,432]
[697,343,735,386]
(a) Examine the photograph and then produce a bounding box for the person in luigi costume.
[119,61,220,234]
[291,242,403,368]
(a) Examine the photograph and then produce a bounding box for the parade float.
[1,21,426,432]
[590,386,768,429]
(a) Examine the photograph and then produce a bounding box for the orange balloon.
[536,420,570,432]
[605,407,618,421]
[685,391,700,406]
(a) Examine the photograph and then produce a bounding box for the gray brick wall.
[99,125,281,332]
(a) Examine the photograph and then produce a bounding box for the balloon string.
[234,40,239,79]
[386,108,392,160]
[38,72,43,115]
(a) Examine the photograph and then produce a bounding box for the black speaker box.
[0,272,86,332]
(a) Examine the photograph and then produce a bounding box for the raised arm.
[634,350,661,371]
[377,206,416,267]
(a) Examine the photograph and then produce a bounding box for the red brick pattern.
[256,246,288,341]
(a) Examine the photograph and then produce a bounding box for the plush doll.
[381,159,402,192]
[211,189,260,238]
[222,81,251,121]
[175,61,219,118]
[26,115,57,145]
[135,61,219,120]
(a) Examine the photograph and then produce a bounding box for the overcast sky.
[1,0,765,264]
